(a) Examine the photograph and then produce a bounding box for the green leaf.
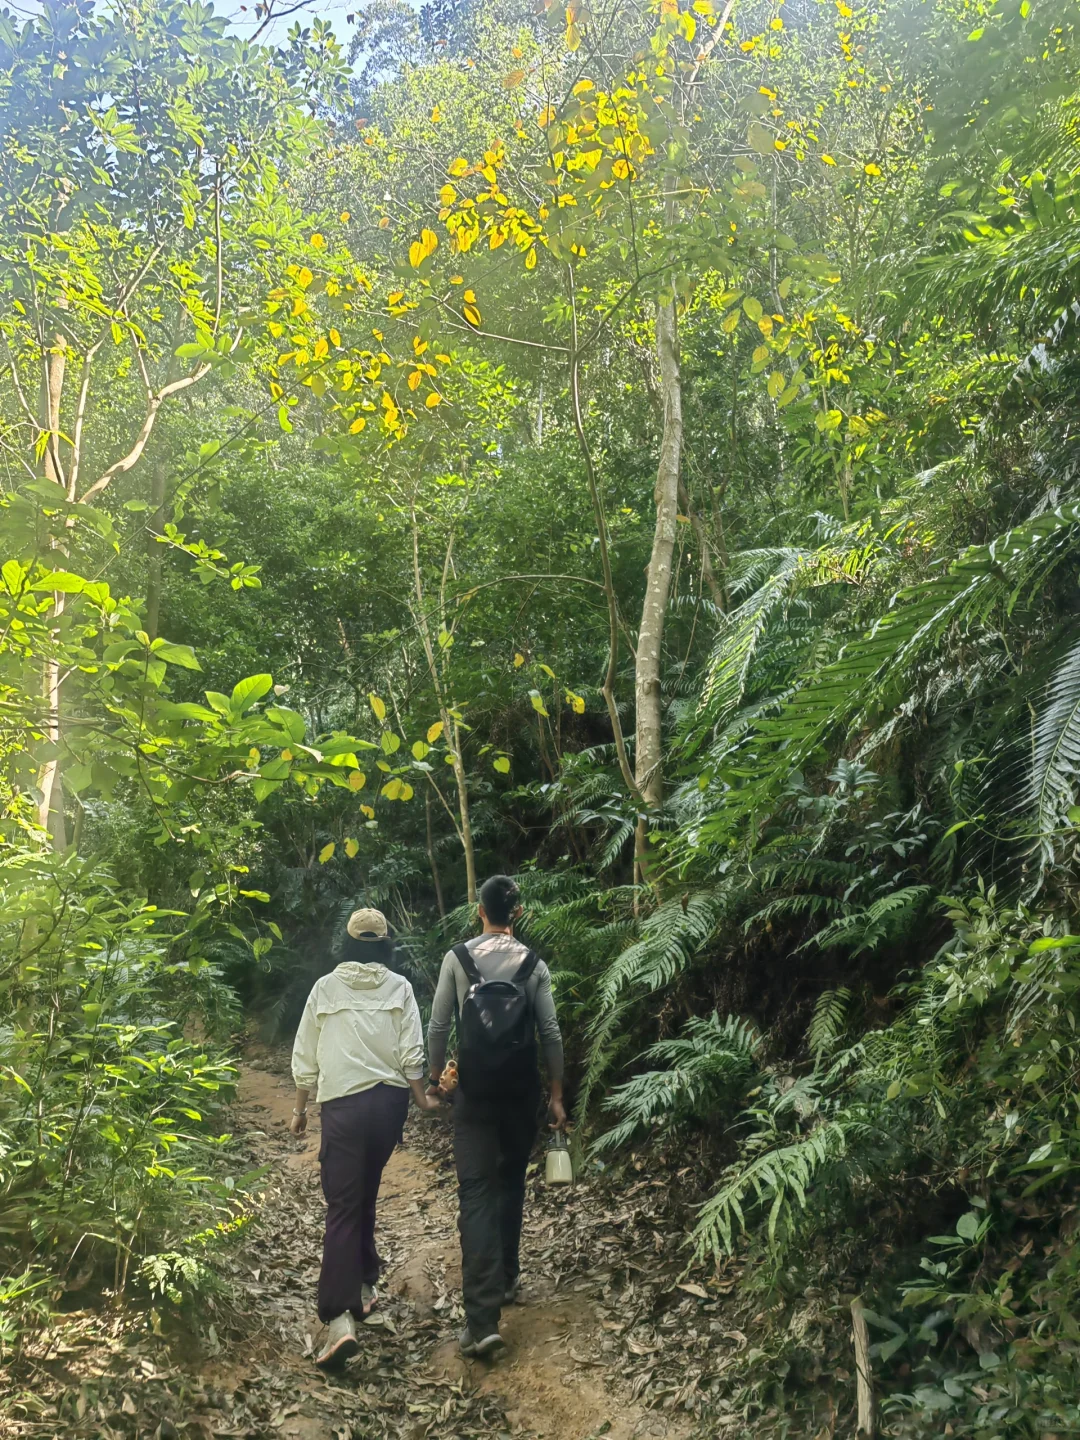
[529,690,549,717]
[231,674,273,715]
[493,756,511,774]
[150,640,202,670]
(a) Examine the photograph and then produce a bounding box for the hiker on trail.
[427,873,566,1359]
[290,907,441,1370]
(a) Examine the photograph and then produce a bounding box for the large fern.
[1027,635,1080,859]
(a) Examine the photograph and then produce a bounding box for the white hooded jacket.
[291,962,425,1102]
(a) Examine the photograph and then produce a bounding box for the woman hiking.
[290,907,440,1368]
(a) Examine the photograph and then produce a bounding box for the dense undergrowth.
[4,0,1080,1431]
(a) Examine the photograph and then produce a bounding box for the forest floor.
[1,1048,743,1440]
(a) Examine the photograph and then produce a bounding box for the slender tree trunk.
[679,477,725,611]
[410,508,477,903]
[145,456,167,640]
[425,790,446,920]
[633,299,683,872]
[39,335,68,849]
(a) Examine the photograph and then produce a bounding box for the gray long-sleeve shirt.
[427,932,564,1081]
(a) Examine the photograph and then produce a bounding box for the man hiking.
[427,873,566,1358]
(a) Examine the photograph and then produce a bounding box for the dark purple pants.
[317,1083,408,1322]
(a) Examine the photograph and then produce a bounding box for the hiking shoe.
[504,1275,522,1305]
[316,1312,359,1369]
[459,1326,505,1358]
[361,1284,378,1317]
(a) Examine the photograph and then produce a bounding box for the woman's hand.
[290,1109,308,1137]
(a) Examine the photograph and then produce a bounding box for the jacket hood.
[333,961,391,991]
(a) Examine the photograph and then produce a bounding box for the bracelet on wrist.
[292,1107,306,1116]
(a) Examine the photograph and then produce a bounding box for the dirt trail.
[231,1055,675,1440]
[3,1053,711,1440]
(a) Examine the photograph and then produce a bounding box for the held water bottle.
[545,1130,573,1185]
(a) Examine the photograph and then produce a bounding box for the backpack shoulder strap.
[514,950,540,986]
[452,942,484,987]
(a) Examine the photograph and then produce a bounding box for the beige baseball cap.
[346,907,389,940]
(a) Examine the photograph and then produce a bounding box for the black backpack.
[453,942,539,1097]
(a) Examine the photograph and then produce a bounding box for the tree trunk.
[410,508,477,903]
[425,790,446,919]
[145,456,167,639]
[633,299,683,872]
[38,334,68,849]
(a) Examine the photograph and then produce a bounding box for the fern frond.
[808,988,852,1064]
[693,1120,849,1260]
[1027,634,1080,855]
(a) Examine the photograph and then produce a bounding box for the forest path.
[223,1051,679,1440]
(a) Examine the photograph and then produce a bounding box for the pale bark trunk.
[145,456,167,639]
[633,300,683,869]
[38,335,68,849]
[410,510,477,903]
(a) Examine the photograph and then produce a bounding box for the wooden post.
[851,1296,874,1438]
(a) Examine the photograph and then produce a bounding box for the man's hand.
[290,1110,308,1137]
[419,1092,444,1113]
[548,1095,567,1131]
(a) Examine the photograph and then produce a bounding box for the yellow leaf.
[425,392,442,407]
[448,157,469,177]
[494,756,511,773]
[525,246,538,270]
[310,233,326,248]
[408,369,423,390]
[503,69,526,87]
[319,842,336,863]
[770,16,784,28]
[463,304,481,327]
[379,216,390,228]
[345,837,359,858]
[339,211,351,222]
[360,804,375,819]
[369,693,387,721]
[753,345,769,364]
[439,183,457,206]
[529,690,549,717]
[464,288,477,302]
[330,328,341,346]
[864,162,882,176]
[427,720,444,743]
[537,105,555,128]
[721,311,740,333]
[387,290,404,306]
[381,777,403,800]
[565,21,581,49]
[400,783,414,801]
[421,227,438,256]
[412,740,430,760]
[349,770,366,791]
[313,337,328,360]
[430,105,442,122]
[409,240,425,268]
[566,691,585,714]
[349,416,366,434]
[281,749,293,761]
[822,153,837,165]
[513,652,526,668]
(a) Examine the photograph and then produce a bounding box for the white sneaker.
[316,1312,359,1369]
[459,1326,505,1358]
